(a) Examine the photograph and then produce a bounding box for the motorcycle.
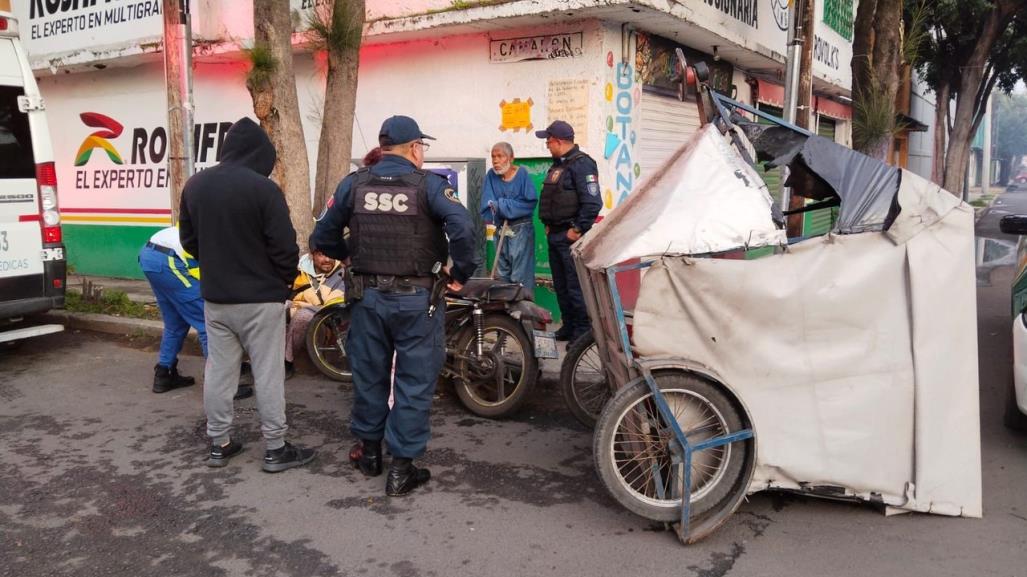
[305,274,557,419]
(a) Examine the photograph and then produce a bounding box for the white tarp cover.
[576,124,786,269]
[630,170,982,517]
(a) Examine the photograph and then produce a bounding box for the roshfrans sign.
[490,32,583,63]
[15,0,163,63]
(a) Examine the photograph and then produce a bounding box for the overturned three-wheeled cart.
[574,60,982,544]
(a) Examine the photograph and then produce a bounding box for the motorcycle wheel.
[305,305,353,382]
[453,314,538,418]
[559,330,611,428]
[594,372,752,522]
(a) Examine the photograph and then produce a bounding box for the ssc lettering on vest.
[357,190,419,215]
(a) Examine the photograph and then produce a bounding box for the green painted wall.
[64,224,159,279]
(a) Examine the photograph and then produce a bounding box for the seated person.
[285,238,346,377]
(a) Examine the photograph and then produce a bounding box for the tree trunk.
[870,0,902,102]
[942,2,1017,192]
[932,82,949,186]
[851,0,876,93]
[249,0,313,245]
[313,0,364,216]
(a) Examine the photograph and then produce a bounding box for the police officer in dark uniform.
[535,120,602,342]
[312,116,478,496]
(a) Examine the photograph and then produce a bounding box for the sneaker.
[207,439,245,468]
[262,442,316,473]
[554,326,573,342]
[153,362,195,394]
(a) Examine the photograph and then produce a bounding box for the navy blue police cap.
[535,120,575,140]
[379,115,435,146]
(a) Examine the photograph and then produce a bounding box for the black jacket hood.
[220,117,276,177]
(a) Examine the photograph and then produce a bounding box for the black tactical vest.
[348,168,448,277]
[538,152,585,225]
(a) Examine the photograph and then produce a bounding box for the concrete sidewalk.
[49,274,567,374]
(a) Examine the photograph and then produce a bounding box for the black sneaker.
[262,442,316,473]
[207,439,244,468]
[553,326,573,342]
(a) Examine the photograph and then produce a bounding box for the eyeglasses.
[416,141,431,151]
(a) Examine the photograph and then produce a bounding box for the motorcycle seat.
[449,278,532,302]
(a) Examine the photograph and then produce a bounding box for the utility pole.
[781,0,815,237]
[162,0,194,224]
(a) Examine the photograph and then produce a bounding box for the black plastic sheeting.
[737,122,902,234]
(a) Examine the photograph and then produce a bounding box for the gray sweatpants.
[204,301,288,451]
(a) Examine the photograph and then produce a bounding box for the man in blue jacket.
[313,115,478,496]
[480,141,537,292]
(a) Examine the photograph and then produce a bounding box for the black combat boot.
[349,439,383,477]
[385,458,431,496]
[153,362,196,393]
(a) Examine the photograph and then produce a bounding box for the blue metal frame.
[708,91,814,137]
[601,261,753,540]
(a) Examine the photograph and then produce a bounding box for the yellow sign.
[499,98,533,132]
[0,0,10,13]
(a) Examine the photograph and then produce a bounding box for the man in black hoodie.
[180,117,316,472]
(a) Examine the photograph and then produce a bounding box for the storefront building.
[14,0,856,288]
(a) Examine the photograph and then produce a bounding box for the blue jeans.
[139,245,208,366]
[345,287,445,459]
[495,220,535,292]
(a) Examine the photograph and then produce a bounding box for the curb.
[40,310,201,345]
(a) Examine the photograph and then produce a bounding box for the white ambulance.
[0,7,65,344]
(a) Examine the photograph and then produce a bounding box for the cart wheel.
[560,330,610,428]
[594,372,752,522]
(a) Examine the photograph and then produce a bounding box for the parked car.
[997,214,1027,430]
[0,10,66,345]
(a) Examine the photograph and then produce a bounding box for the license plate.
[0,223,44,279]
[533,330,559,359]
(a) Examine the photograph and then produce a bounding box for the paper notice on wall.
[547,79,590,147]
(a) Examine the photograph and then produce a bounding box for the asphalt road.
[2,202,1027,577]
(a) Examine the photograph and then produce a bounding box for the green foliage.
[914,0,1027,97]
[306,2,362,56]
[66,290,161,321]
[243,43,277,90]
[994,92,1027,160]
[902,0,930,66]
[853,79,898,155]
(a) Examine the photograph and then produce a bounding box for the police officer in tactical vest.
[312,116,478,496]
[535,120,602,343]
